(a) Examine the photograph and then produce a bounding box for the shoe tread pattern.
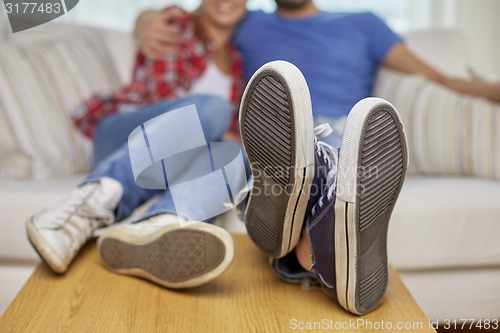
[355,106,407,313]
[240,70,296,257]
[100,229,225,283]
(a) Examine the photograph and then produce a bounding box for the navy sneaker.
[239,60,315,258]
[308,98,408,315]
[240,60,408,315]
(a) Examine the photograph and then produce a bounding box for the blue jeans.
[92,95,232,163]
[84,95,233,222]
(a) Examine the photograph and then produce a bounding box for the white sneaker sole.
[334,98,408,315]
[239,60,315,258]
[97,222,234,289]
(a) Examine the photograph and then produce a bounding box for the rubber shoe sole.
[97,222,234,289]
[239,61,315,258]
[334,98,408,315]
[26,218,70,274]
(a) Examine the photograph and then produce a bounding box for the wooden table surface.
[0,235,435,332]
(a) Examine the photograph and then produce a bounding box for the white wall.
[455,0,500,77]
[430,0,500,77]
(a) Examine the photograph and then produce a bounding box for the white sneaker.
[97,214,234,289]
[26,177,123,273]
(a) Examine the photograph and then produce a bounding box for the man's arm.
[384,43,500,102]
[134,9,183,60]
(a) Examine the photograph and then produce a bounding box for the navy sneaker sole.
[239,61,315,258]
[335,98,408,315]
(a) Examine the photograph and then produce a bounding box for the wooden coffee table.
[0,235,435,332]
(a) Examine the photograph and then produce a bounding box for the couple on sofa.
[27,0,500,315]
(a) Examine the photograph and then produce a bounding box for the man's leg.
[93,95,232,162]
[239,61,408,315]
[313,115,347,150]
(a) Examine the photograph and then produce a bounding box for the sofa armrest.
[374,68,500,180]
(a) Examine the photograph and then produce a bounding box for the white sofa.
[1,23,499,321]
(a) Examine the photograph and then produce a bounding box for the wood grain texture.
[0,235,435,332]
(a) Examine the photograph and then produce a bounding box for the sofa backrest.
[0,24,478,181]
[0,23,128,180]
[375,30,500,180]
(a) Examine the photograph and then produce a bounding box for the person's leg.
[94,99,242,288]
[27,96,232,274]
[26,140,158,274]
[293,116,344,268]
[88,93,234,219]
[93,95,232,163]
[96,144,246,289]
[140,141,248,223]
[313,115,346,150]
[239,61,408,315]
[26,175,123,273]
[84,143,161,222]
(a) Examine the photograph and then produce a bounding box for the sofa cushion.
[0,25,122,180]
[400,268,500,320]
[389,176,500,269]
[374,69,500,180]
[0,177,243,261]
[0,175,154,260]
[0,176,84,260]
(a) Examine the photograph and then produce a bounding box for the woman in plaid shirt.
[27,0,248,289]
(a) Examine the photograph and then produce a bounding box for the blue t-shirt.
[233,11,402,118]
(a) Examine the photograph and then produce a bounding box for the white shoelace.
[49,185,114,243]
[311,124,339,216]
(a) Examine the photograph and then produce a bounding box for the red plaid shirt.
[74,7,245,138]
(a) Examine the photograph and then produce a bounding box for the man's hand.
[385,43,500,103]
[493,82,500,102]
[134,9,183,60]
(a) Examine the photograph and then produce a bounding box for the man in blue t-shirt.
[233,9,401,121]
[135,0,500,145]
[134,0,500,316]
